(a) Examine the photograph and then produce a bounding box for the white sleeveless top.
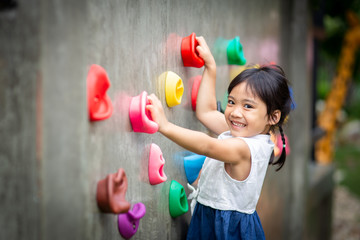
[196,131,274,214]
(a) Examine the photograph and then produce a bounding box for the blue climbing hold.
[289,87,297,110]
[184,154,206,184]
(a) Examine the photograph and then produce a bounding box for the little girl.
[147,36,292,239]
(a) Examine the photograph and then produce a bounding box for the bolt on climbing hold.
[190,75,202,111]
[148,143,167,185]
[87,64,113,121]
[118,202,146,239]
[183,153,206,184]
[227,37,246,65]
[129,91,159,134]
[271,133,291,157]
[169,180,189,217]
[181,32,205,68]
[96,168,131,214]
[158,71,184,107]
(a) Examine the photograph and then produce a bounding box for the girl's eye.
[227,99,235,105]
[244,104,253,109]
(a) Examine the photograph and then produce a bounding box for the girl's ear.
[269,110,281,125]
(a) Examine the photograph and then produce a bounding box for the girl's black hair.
[228,64,292,171]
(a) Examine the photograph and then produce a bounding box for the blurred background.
[0,0,359,239]
[311,0,360,238]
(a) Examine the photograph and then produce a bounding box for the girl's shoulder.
[235,134,274,162]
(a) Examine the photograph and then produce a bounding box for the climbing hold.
[118,202,146,239]
[148,143,167,185]
[191,75,202,111]
[227,37,246,65]
[96,168,131,214]
[169,180,188,217]
[162,71,184,107]
[87,64,113,121]
[271,133,290,157]
[129,91,159,134]
[289,87,297,110]
[217,101,224,113]
[184,153,206,184]
[181,32,205,68]
[221,92,228,112]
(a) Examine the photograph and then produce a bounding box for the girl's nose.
[230,108,243,118]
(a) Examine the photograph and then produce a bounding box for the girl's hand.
[196,36,216,69]
[146,94,170,132]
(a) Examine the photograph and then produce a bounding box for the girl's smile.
[230,121,246,128]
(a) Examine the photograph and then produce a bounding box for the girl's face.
[224,82,272,138]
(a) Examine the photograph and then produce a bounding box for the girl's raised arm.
[195,37,228,135]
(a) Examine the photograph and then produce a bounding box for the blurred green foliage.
[344,83,360,120]
[334,142,360,198]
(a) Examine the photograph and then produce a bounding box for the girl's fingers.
[147,94,157,105]
[196,36,204,45]
[147,94,162,110]
[196,45,203,55]
[196,36,209,49]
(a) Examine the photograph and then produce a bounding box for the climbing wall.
[0,0,311,239]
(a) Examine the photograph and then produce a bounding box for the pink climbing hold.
[148,143,167,185]
[129,91,159,134]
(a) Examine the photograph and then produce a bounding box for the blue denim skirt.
[187,202,265,240]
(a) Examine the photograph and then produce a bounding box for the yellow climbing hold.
[164,71,184,107]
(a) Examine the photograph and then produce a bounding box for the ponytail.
[271,126,286,171]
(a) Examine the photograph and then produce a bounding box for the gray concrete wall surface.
[0,0,310,239]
